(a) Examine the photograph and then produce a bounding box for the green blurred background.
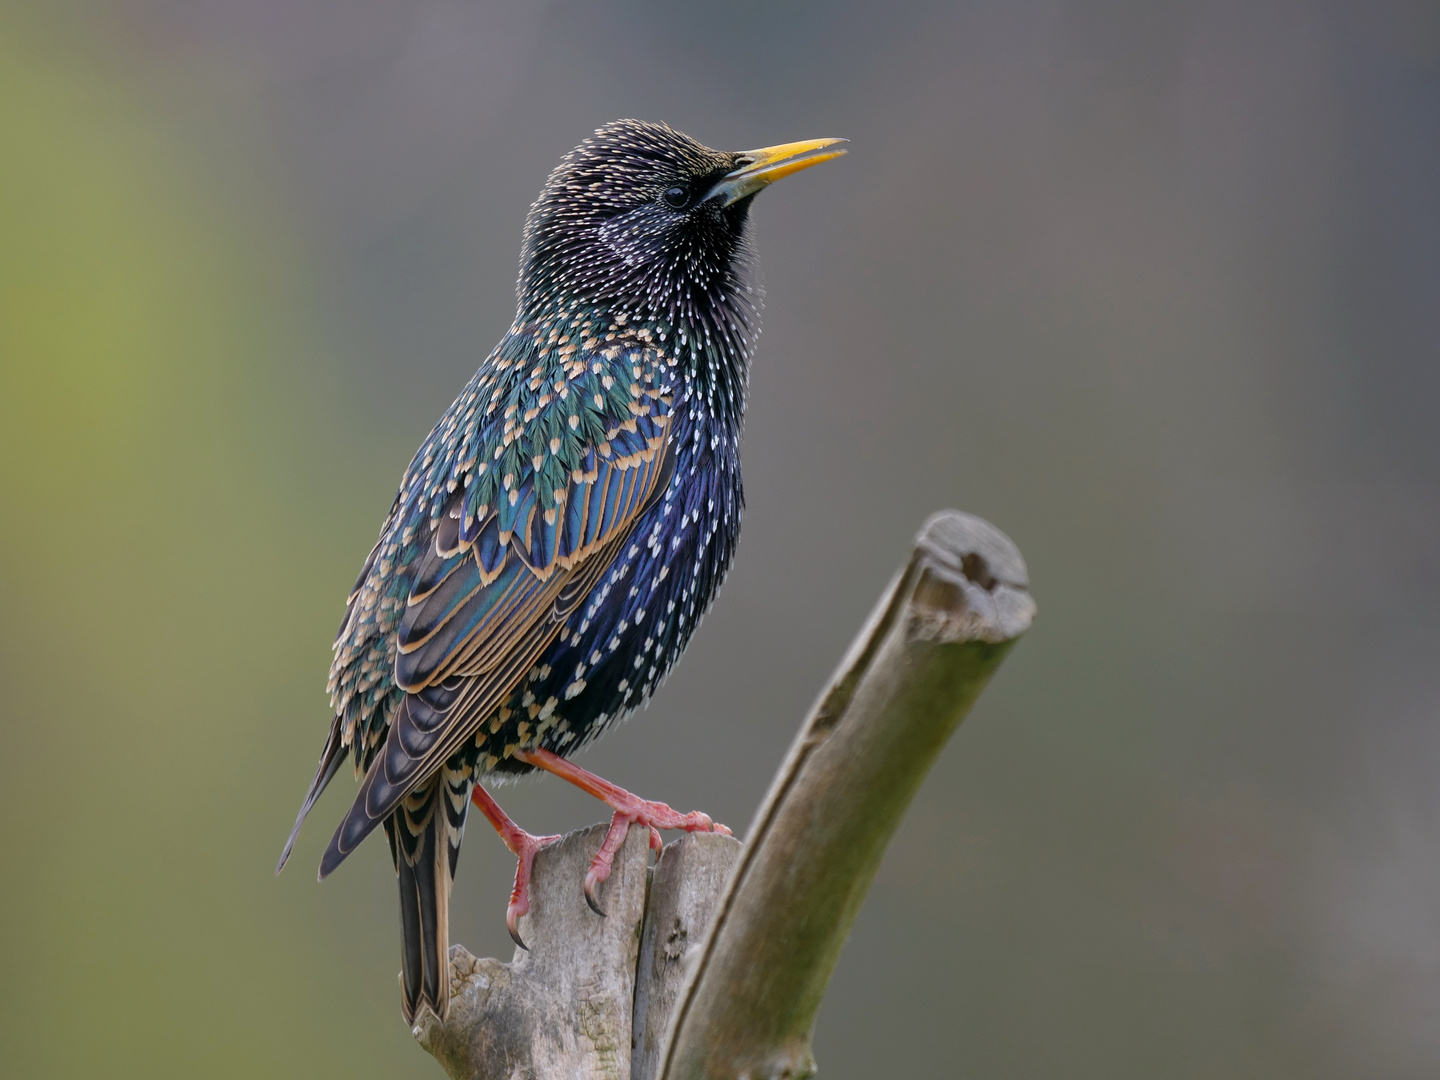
[2,2,1438,1076]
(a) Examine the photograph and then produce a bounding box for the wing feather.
[312,334,678,879]
[323,486,673,871]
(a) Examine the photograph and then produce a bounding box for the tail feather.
[276,717,348,875]
[389,767,471,1024]
[389,812,430,1021]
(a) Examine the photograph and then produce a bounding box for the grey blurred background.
[2,1,1438,1076]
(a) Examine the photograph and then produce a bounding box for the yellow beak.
[705,138,848,205]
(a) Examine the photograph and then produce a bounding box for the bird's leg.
[469,784,560,949]
[513,748,732,915]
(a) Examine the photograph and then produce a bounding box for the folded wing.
[318,335,677,878]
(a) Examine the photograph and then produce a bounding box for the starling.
[276,120,845,1024]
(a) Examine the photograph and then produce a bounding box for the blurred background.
[2,1,1438,1076]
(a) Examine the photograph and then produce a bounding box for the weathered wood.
[413,823,651,1080]
[632,833,744,1080]
[657,510,1035,1080]
[415,510,1034,1080]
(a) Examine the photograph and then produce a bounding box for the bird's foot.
[470,784,559,950]
[513,748,731,916]
[580,793,731,916]
[502,829,561,949]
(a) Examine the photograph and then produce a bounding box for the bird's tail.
[275,716,348,875]
[385,764,472,1024]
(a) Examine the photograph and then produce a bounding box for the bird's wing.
[273,526,397,874]
[317,332,677,877]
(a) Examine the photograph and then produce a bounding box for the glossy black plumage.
[277,120,843,1024]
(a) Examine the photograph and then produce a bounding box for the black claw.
[508,924,529,951]
[584,883,607,918]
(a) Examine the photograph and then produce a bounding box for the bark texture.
[414,510,1035,1080]
[657,510,1034,1080]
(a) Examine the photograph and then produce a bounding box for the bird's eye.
[663,186,690,209]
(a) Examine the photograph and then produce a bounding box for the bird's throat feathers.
[517,227,761,428]
[515,121,763,424]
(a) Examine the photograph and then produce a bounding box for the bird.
[276,119,846,1025]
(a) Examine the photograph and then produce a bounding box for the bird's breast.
[479,395,745,763]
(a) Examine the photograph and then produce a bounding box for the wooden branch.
[413,823,652,1079]
[414,510,1034,1080]
[657,510,1034,1080]
[412,824,743,1080]
[632,833,744,1080]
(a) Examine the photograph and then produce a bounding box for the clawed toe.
[472,782,564,949]
[502,831,560,950]
[507,748,730,920]
[583,869,608,917]
[506,903,529,949]
[577,802,731,918]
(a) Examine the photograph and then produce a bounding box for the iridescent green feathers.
[312,319,679,877]
[426,314,676,576]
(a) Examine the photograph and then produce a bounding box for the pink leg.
[514,748,732,915]
[470,784,560,949]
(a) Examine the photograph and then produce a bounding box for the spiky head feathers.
[518,120,758,336]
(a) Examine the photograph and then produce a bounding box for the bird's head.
[517,119,845,344]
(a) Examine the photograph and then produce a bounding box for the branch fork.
[413,510,1035,1080]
